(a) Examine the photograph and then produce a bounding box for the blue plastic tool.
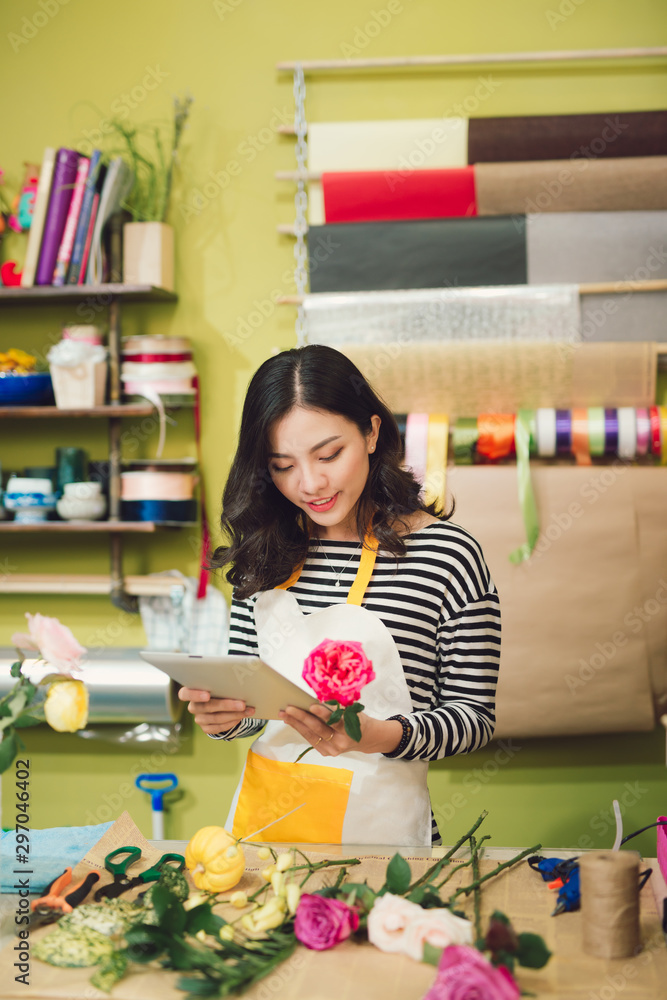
[135,773,178,840]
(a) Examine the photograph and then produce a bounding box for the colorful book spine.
[52,155,90,286]
[20,147,56,287]
[35,147,80,285]
[78,193,99,284]
[67,149,102,285]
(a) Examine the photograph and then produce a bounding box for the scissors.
[30,867,100,925]
[94,846,185,901]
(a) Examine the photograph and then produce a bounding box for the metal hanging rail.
[276,47,667,73]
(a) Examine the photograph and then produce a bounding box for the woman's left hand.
[279,703,403,756]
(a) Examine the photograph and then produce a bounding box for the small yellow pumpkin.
[184,826,245,893]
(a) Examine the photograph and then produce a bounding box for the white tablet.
[139,651,319,720]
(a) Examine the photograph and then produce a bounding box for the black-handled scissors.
[94,846,185,901]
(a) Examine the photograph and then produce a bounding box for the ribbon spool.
[579,850,640,959]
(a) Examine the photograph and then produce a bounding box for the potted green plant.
[111,94,193,291]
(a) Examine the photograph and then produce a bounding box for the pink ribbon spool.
[121,471,196,501]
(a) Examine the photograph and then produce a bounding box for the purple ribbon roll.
[555,410,571,455]
[604,409,619,455]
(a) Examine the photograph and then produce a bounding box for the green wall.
[1,0,666,856]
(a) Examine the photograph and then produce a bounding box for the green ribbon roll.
[509,410,540,564]
[588,407,606,457]
[453,418,479,465]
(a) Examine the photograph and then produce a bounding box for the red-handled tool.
[30,867,99,924]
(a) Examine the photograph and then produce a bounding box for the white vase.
[123,222,174,292]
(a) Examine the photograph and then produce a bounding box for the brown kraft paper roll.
[476,156,667,215]
[579,850,640,959]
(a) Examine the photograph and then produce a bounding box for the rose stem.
[434,837,491,890]
[470,835,482,943]
[445,844,542,906]
[407,810,489,893]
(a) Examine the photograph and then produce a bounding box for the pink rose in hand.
[294,893,359,951]
[302,638,374,707]
[424,945,521,1000]
[11,613,86,673]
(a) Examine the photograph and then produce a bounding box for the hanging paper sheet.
[338,341,656,417]
[468,110,667,163]
[581,291,667,342]
[307,217,527,293]
[449,464,657,738]
[526,211,667,285]
[304,285,581,344]
[307,118,468,224]
[476,156,667,215]
[321,167,477,222]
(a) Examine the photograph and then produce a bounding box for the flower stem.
[445,844,541,907]
[407,810,489,893]
[470,835,482,943]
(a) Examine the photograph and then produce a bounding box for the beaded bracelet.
[383,714,414,758]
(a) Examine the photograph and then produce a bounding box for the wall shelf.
[0,284,177,304]
[0,404,156,418]
[0,573,188,597]
[0,284,190,609]
[0,521,196,533]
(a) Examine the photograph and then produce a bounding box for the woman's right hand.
[178,687,255,735]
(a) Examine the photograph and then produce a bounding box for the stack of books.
[20,147,134,288]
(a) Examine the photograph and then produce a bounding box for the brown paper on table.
[341,341,656,418]
[476,156,667,215]
[448,465,665,738]
[3,827,667,1000]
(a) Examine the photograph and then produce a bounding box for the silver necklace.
[318,539,361,587]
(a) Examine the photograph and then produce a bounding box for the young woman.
[180,345,500,846]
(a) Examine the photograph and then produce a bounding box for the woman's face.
[268,406,381,540]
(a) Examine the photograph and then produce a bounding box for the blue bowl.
[0,371,55,406]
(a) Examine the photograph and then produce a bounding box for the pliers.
[30,867,100,925]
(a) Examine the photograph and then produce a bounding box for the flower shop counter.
[0,815,666,1000]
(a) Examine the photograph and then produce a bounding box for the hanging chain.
[293,64,309,346]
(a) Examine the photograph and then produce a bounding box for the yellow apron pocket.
[232,749,353,844]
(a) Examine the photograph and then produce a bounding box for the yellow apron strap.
[276,530,378,605]
[346,533,378,606]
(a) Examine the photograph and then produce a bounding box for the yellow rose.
[44,680,88,733]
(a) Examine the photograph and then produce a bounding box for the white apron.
[224,535,432,847]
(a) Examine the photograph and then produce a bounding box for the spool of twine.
[579,850,640,959]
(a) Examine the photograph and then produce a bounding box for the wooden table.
[1,836,665,999]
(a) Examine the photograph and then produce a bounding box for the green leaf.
[326,705,343,725]
[124,925,170,963]
[516,932,552,969]
[343,705,362,742]
[175,977,222,997]
[91,951,128,993]
[10,661,22,678]
[14,714,42,729]
[384,853,411,895]
[0,703,13,718]
[185,905,224,936]
[422,942,442,967]
[491,909,511,925]
[0,732,18,774]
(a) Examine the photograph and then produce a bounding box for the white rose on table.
[368,893,473,961]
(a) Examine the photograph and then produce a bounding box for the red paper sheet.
[322,167,477,222]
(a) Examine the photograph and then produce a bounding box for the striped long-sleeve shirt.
[213,521,501,766]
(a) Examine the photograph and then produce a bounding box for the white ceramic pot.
[56,492,106,521]
[63,481,102,500]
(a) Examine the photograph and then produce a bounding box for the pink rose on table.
[302,638,374,706]
[11,613,86,673]
[423,945,521,1000]
[294,893,359,950]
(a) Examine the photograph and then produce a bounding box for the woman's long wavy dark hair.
[210,345,453,598]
